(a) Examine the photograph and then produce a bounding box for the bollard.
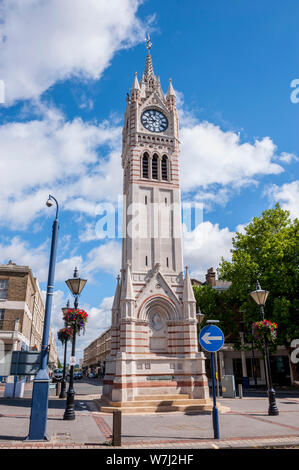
[238,383,243,399]
[56,381,61,397]
[112,410,122,446]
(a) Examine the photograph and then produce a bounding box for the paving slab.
[0,392,299,449]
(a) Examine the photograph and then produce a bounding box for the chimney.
[206,267,216,286]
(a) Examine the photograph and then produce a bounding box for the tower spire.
[144,33,154,78]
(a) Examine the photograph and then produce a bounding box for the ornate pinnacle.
[145,33,152,53]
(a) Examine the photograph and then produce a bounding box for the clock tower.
[102,40,211,412]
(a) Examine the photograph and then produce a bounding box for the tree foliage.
[217,203,299,348]
[193,284,241,344]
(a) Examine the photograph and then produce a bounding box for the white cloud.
[0,234,121,284]
[86,241,122,276]
[180,121,284,193]
[0,0,146,104]
[0,106,122,228]
[183,221,234,280]
[0,236,48,277]
[265,181,299,219]
[278,152,298,164]
[47,289,113,362]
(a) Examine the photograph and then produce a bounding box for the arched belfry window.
[152,154,158,179]
[162,155,168,181]
[142,153,149,178]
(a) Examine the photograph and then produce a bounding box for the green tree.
[193,284,241,344]
[217,203,299,372]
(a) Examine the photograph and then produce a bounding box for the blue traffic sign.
[199,324,224,352]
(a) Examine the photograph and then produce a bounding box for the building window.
[0,279,8,300]
[145,256,148,266]
[162,155,168,180]
[152,154,158,179]
[145,195,148,205]
[166,257,169,268]
[142,153,149,178]
[0,309,5,329]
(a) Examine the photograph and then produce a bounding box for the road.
[0,377,103,403]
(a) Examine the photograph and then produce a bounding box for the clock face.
[141,109,168,133]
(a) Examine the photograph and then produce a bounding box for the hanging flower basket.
[252,320,278,343]
[57,326,73,344]
[63,308,88,334]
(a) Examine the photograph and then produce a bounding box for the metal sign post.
[199,324,224,440]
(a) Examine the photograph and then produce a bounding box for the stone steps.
[98,394,215,414]
[110,398,211,408]
[100,404,213,414]
[134,394,190,401]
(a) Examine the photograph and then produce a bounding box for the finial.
[166,78,176,98]
[145,33,152,53]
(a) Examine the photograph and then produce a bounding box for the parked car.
[74,371,83,380]
[52,368,63,382]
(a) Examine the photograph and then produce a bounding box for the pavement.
[0,380,299,449]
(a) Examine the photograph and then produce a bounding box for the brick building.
[0,261,58,377]
[83,327,111,376]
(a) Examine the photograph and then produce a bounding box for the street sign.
[10,351,41,375]
[199,324,224,352]
[199,323,224,440]
[69,356,76,366]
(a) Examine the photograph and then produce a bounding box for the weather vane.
[146,33,152,52]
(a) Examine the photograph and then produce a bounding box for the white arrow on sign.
[202,332,223,345]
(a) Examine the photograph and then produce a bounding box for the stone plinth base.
[102,352,210,407]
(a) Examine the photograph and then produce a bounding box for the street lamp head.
[46,198,54,208]
[250,280,269,306]
[196,306,205,324]
[45,194,59,220]
[65,267,87,297]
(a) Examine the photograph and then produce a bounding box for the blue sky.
[0,0,298,361]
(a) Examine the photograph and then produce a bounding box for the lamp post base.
[27,375,50,440]
[63,391,76,420]
[268,389,279,416]
[59,379,66,399]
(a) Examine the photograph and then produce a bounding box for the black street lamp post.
[63,268,87,421]
[250,281,279,416]
[59,301,70,399]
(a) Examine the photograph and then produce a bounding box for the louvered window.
[152,154,158,179]
[162,155,168,180]
[142,153,149,178]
